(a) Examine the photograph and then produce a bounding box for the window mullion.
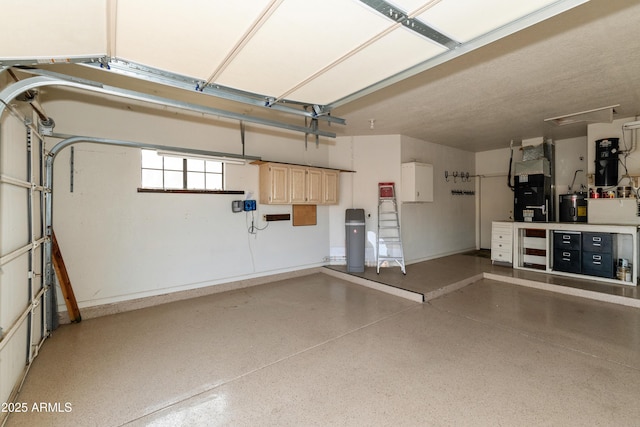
[183,158,188,189]
[162,155,166,189]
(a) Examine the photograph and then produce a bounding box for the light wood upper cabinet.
[259,163,289,204]
[289,166,308,204]
[307,168,323,204]
[322,170,339,204]
[258,162,340,205]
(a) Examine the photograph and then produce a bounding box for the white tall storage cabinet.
[401,162,433,202]
[491,221,514,265]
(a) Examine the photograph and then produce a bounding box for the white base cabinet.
[491,221,513,265]
[512,222,638,286]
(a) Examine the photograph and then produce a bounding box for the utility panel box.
[244,200,257,211]
[401,162,433,202]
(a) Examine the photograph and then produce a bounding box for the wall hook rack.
[446,171,473,183]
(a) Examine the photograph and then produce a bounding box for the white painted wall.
[401,135,476,261]
[475,146,520,248]
[328,135,402,264]
[42,89,333,310]
[555,137,588,196]
[328,134,476,265]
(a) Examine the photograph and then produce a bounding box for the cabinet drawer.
[553,231,581,250]
[491,249,512,263]
[553,249,581,274]
[582,252,615,278]
[582,232,614,253]
[491,240,512,252]
[492,231,512,242]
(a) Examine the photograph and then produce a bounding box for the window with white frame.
[140,149,224,191]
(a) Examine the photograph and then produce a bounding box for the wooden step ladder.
[376,182,406,274]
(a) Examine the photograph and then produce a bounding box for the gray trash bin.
[345,209,365,273]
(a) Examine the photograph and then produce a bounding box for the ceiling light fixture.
[544,104,619,126]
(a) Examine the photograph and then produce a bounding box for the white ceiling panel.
[288,27,447,105]
[215,0,392,98]
[0,0,106,60]
[416,0,559,43]
[114,0,274,79]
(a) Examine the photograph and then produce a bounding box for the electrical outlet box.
[244,200,257,211]
[232,200,243,213]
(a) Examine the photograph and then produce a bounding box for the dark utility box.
[514,174,552,222]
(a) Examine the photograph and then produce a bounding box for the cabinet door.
[322,170,339,205]
[307,168,323,204]
[401,162,433,202]
[414,163,433,202]
[290,166,307,203]
[268,164,290,204]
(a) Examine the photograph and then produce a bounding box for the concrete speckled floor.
[5,262,640,426]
